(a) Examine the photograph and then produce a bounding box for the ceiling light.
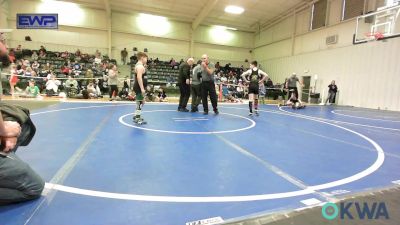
[214,25,237,31]
[224,5,244,14]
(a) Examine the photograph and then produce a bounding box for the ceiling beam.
[192,0,219,30]
[103,0,111,16]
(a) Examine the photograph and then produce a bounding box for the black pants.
[326,91,336,103]
[201,81,218,112]
[0,152,45,205]
[109,85,118,98]
[288,87,298,100]
[191,84,202,110]
[178,83,190,109]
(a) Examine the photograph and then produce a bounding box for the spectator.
[39,46,46,58]
[65,76,78,97]
[145,85,158,102]
[224,63,231,72]
[154,57,160,64]
[23,59,30,69]
[39,45,46,53]
[31,51,38,61]
[107,64,118,101]
[15,45,22,60]
[61,51,69,59]
[215,62,220,71]
[259,82,266,105]
[16,64,24,76]
[266,77,274,88]
[85,69,94,81]
[72,61,82,76]
[61,62,70,75]
[0,103,45,205]
[236,79,245,98]
[170,58,177,69]
[31,61,40,72]
[94,55,101,65]
[157,87,167,102]
[118,77,130,99]
[75,49,81,57]
[121,48,128,65]
[25,79,40,98]
[8,50,15,63]
[45,75,60,96]
[24,67,35,77]
[325,80,338,105]
[41,62,51,75]
[130,53,138,64]
[9,64,19,96]
[86,80,101,98]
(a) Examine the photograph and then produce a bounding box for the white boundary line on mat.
[331,110,400,122]
[31,104,384,202]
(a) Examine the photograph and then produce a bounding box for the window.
[342,0,365,20]
[365,0,388,13]
[311,0,328,30]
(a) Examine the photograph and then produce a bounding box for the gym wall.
[3,0,252,66]
[253,0,400,110]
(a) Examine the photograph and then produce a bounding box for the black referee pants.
[201,81,218,112]
[178,83,190,110]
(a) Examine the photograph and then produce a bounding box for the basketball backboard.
[354,4,400,43]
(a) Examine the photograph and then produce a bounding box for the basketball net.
[365,32,385,41]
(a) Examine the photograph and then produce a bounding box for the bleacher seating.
[131,61,179,84]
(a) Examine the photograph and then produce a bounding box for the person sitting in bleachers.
[145,85,159,102]
[75,49,81,57]
[157,87,167,102]
[45,75,60,96]
[31,51,38,61]
[94,54,102,64]
[236,79,245,98]
[31,60,40,72]
[24,79,40,98]
[61,51,69,59]
[22,59,30,69]
[38,46,46,58]
[8,50,15,63]
[24,67,35,77]
[40,63,51,76]
[15,45,22,60]
[72,61,82,76]
[65,76,78,97]
[61,62,71,75]
[86,80,101,98]
[85,69,94,81]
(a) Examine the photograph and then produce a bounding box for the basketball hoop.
[365,32,385,41]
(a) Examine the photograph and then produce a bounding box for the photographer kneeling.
[0,103,44,205]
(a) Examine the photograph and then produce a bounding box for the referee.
[178,58,194,112]
[285,73,303,100]
[200,54,219,115]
